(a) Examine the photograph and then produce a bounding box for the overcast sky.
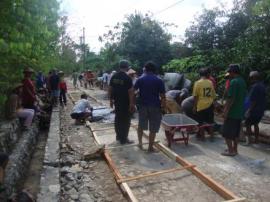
[60,0,233,53]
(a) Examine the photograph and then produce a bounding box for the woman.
[6,85,35,130]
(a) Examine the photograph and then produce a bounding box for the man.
[134,61,166,152]
[222,64,247,156]
[181,96,196,120]
[21,68,36,110]
[71,70,78,89]
[86,70,94,88]
[109,60,135,144]
[70,93,93,124]
[102,71,109,90]
[193,68,216,140]
[49,69,60,106]
[165,88,189,114]
[206,67,217,90]
[245,71,266,145]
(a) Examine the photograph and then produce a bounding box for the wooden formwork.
[69,92,245,202]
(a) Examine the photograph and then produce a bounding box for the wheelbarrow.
[161,113,198,147]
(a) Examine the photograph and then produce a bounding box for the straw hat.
[127,68,136,75]
[23,68,34,73]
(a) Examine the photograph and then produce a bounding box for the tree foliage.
[0,0,61,113]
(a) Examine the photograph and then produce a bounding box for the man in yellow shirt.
[193,68,216,140]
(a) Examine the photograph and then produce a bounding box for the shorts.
[138,106,162,133]
[0,152,9,166]
[222,118,242,140]
[245,115,262,126]
[70,112,90,120]
[51,90,60,97]
[195,105,214,125]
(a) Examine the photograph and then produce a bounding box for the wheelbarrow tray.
[161,113,198,147]
[162,113,198,130]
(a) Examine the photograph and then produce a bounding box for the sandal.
[221,151,237,157]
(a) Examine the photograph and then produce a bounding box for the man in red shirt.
[21,68,36,110]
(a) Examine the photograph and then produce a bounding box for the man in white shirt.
[70,93,93,124]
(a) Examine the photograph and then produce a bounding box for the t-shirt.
[134,73,165,107]
[50,74,60,90]
[110,71,133,110]
[192,78,216,111]
[227,76,247,119]
[21,78,36,106]
[72,99,91,113]
[247,81,266,118]
[59,80,67,91]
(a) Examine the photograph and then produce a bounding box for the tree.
[0,0,60,115]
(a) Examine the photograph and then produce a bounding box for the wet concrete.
[84,86,270,202]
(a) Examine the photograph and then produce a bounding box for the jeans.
[17,108,35,127]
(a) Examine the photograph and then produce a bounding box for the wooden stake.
[117,165,196,183]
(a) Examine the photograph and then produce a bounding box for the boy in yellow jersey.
[193,68,216,140]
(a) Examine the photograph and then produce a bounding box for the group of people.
[107,60,266,155]
[109,60,165,152]
[71,70,95,89]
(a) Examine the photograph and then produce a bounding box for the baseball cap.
[249,71,260,78]
[227,64,240,74]
[119,60,130,69]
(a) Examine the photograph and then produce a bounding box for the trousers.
[114,108,131,144]
[17,108,35,127]
[59,90,67,104]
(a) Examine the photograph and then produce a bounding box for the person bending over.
[70,93,93,124]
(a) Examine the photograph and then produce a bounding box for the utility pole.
[80,27,86,70]
[83,27,86,70]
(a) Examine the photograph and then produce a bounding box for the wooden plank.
[103,151,138,202]
[105,141,160,150]
[86,115,138,202]
[224,198,246,202]
[92,127,115,132]
[117,165,196,183]
[156,142,238,200]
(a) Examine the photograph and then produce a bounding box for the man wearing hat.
[21,68,36,110]
[244,71,266,145]
[222,64,247,156]
[109,60,135,144]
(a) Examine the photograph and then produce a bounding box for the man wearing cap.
[21,68,36,110]
[135,61,166,152]
[222,64,247,156]
[244,71,266,145]
[109,60,135,144]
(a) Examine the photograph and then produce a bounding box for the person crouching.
[70,93,93,124]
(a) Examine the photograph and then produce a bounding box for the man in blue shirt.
[134,61,166,152]
[245,71,266,144]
